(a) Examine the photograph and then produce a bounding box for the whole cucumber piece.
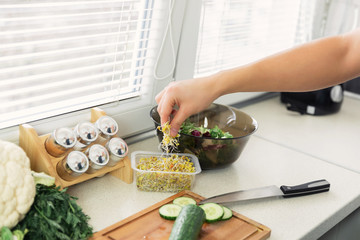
[169,204,206,240]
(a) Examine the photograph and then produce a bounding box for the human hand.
[155,77,218,137]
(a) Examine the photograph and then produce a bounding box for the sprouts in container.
[131,151,201,192]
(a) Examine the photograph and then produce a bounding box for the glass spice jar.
[74,121,99,150]
[86,144,109,173]
[105,137,128,167]
[95,116,118,139]
[56,151,89,181]
[45,127,77,157]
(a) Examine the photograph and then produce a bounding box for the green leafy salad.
[180,120,233,139]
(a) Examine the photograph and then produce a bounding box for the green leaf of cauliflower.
[31,172,55,187]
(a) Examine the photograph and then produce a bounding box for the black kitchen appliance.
[280,84,344,115]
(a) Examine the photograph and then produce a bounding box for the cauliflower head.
[0,140,36,229]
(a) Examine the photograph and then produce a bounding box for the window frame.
[0,0,188,143]
[0,0,330,143]
[175,0,324,107]
[175,0,266,106]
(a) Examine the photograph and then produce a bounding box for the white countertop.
[241,96,360,173]
[67,95,360,240]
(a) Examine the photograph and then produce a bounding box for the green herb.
[179,120,196,135]
[13,184,93,240]
[209,125,223,138]
[180,120,233,138]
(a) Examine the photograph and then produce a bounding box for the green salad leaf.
[179,121,196,135]
[180,120,233,138]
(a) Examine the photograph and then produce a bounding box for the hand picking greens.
[158,122,180,153]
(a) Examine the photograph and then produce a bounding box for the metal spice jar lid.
[95,116,118,138]
[54,127,77,148]
[106,137,128,167]
[107,137,128,157]
[45,127,77,157]
[56,150,89,181]
[65,151,89,174]
[74,121,99,145]
[86,144,109,171]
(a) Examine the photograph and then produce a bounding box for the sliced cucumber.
[159,204,182,220]
[221,206,233,220]
[199,203,224,223]
[173,197,197,207]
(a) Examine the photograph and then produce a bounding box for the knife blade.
[199,179,330,204]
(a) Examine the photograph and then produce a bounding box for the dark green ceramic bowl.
[150,103,258,169]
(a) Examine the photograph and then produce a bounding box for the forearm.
[156,29,360,135]
[213,28,360,95]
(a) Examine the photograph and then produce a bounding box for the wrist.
[211,69,237,97]
[203,72,224,100]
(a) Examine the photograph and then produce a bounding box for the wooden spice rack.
[19,107,133,188]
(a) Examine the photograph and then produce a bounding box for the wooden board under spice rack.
[19,107,133,188]
[90,190,271,240]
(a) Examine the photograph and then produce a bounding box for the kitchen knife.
[199,179,330,204]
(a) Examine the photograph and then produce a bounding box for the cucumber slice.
[159,204,182,220]
[221,206,233,220]
[199,203,224,223]
[173,197,197,207]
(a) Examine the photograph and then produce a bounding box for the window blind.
[0,0,166,129]
[195,0,315,78]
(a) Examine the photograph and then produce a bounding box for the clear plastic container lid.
[131,151,201,175]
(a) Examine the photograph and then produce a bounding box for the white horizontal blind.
[195,0,315,78]
[0,0,166,129]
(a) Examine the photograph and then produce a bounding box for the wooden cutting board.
[90,190,271,240]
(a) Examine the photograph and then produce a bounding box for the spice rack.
[19,107,133,188]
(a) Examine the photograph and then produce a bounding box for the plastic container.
[131,151,201,193]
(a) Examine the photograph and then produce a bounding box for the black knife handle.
[280,179,330,198]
